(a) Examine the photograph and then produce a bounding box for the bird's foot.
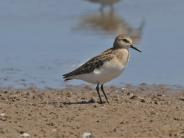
[97,100,106,104]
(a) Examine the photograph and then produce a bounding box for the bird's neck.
[113,48,130,65]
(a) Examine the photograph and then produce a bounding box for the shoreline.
[0,85,184,138]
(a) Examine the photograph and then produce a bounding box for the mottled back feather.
[63,48,114,80]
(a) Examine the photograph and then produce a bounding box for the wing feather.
[63,49,114,80]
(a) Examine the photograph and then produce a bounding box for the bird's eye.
[122,39,130,43]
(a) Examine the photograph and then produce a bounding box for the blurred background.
[0,0,183,88]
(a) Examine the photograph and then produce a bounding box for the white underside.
[71,61,126,84]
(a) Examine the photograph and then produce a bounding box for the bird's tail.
[62,73,73,81]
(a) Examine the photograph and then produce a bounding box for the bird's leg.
[96,83,102,104]
[101,84,109,104]
[99,4,104,14]
[110,4,114,13]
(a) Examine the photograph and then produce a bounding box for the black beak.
[130,45,142,52]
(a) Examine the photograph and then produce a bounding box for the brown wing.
[63,49,113,80]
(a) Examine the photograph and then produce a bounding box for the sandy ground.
[0,84,184,138]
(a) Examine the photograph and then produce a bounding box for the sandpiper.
[63,34,141,104]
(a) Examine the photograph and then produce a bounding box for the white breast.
[75,59,126,84]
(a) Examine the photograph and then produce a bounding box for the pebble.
[20,133,30,137]
[179,97,184,101]
[121,87,126,92]
[82,132,93,138]
[138,97,146,102]
[129,93,137,99]
[0,113,6,117]
[0,113,7,121]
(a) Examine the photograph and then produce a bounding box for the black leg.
[96,83,102,104]
[101,84,109,104]
[99,5,104,13]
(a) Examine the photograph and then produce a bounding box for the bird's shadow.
[62,99,96,105]
[47,99,105,106]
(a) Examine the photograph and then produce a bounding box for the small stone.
[154,101,158,104]
[113,128,117,132]
[120,121,124,124]
[0,113,6,117]
[52,128,57,132]
[129,93,137,99]
[157,94,163,97]
[121,87,126,90]
[20,132,30,137]
[93,105,97,108]
[0,117,7,121]
[138,97,146,102]
[121,87,126,93]
[149,119,153,122]
[3,91,8,94]
[82,132,93,138]
[179,97,184,101]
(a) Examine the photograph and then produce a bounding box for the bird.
[63,34,141,104]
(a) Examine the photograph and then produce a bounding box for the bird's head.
[113,34,141,52]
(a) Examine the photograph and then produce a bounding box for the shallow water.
[0,0,184,88]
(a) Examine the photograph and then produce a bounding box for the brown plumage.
[63,48,114,80]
